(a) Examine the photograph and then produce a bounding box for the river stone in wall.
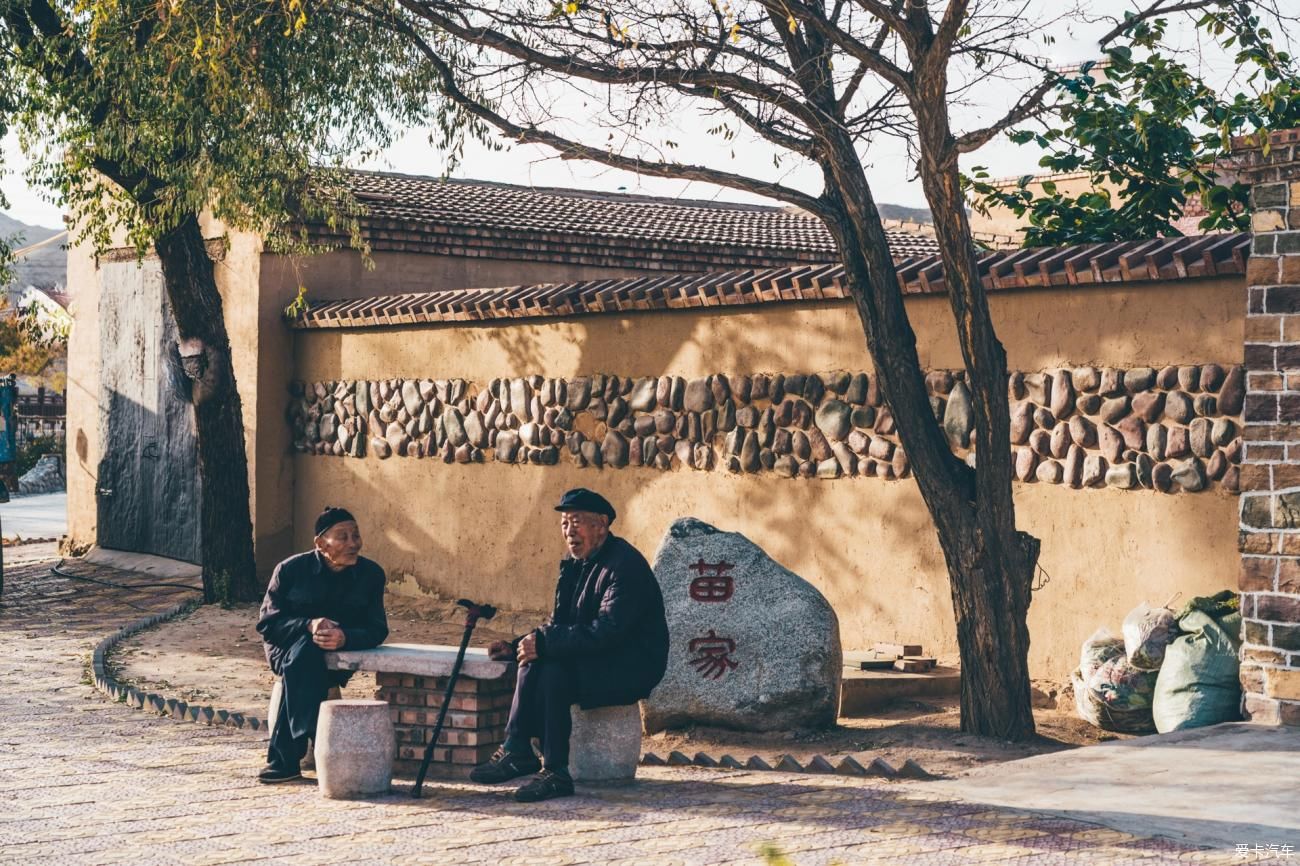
[643,517,841,733]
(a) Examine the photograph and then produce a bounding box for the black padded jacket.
[256,551,389,674]
[534,534,669,708]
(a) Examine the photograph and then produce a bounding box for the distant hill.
[877,203,932,223]
[1,212,67,293]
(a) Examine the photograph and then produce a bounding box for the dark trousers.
[266,633,348,770]
[505,659,578,772]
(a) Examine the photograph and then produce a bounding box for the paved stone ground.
[0,556,1249,865]
[0,491,67,540]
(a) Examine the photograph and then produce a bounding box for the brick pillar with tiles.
[1236,128,1300,725]
[375,671,516,778]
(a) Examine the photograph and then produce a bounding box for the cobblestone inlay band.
[290,364,1244,492]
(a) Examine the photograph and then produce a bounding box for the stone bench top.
[325,643,511,680]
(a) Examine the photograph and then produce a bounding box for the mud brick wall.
[375,671,516,778]
[1236,129,1300,726]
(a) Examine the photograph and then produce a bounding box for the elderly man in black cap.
[255,506,389,783]
[471,488,669,802]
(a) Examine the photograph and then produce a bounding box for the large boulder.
[644,517,841,733]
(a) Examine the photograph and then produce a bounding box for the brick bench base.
[326,644,515,780]
[376,671,516,778]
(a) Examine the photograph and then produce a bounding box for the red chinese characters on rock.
[689,629,739,680]
[688,558,735,602]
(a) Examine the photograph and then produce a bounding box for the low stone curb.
[640,751,935,780]
[90,599,270,733]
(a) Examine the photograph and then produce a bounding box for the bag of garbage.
[1152,604,1242,734]
[1091,655,1159,732]
[1079,628,1125,681]
[1072,653,1158,734]
[1122,601,1179,670]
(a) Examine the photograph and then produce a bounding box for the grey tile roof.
[305,170,940,270]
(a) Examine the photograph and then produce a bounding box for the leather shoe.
[469,747,541,784]
[515,769,574,802]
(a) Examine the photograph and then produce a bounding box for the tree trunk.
[912,76,1040,739]
[814,127,1039,740]
[153,214,259,604]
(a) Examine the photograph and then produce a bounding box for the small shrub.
[16,435,61,477]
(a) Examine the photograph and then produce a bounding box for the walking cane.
[412,598,497,798]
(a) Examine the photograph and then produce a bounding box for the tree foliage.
[1,0,431,602]
[2,0,427,255]
[0,301,59,377]
[968,4,1300,246]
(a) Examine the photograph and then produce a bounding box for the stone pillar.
[1236,128,1300,725]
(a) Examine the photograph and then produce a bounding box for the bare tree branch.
[953,72,1055,153]
[779,0,914,94]
[836,61,870,115]
[385,14,830,217]
[395,0,830,130]
[1097,0,1219,48]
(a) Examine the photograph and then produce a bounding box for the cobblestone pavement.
[0,557,1244,866]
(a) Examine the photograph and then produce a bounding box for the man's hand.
[487,640,514,661]
[309,617,338,635]
[517,632,539,665]
[311,618,346,650]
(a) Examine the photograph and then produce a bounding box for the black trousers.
[504,659,578,772]
[266,633,349,770]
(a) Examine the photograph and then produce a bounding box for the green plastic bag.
[1152,606,1242,734]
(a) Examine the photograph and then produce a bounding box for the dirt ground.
[107,599,1124,779]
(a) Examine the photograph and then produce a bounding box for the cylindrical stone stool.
[265,679,341,739]
[313,699,395,799]
[569,703,642,782]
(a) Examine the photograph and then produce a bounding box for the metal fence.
[10,387,66,453]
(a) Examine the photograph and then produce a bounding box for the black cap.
[314,506,357,538]
[554,488,616,523]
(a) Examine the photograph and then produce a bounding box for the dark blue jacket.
[535,534,669,708]
[256,551,388,673]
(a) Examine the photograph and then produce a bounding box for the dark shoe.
[514,769,574,803]
[257,764,303,784]
[469,747,542,784]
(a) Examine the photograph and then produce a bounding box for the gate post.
[1235,129,1300,725]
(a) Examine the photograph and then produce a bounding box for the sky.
[0,2,1260,230]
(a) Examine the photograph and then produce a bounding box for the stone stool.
[265,679,341,740]
[569,703,642,782]
[313,699,395,799]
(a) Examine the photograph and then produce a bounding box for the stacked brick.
[1236,129,1300,725]
[375,671,515,778]
[288,367,1242,492]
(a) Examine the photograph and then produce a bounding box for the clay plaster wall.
[64,221,263,556]
[253,251,680,572]
[291,278,1244,680]
[68,238,732,571]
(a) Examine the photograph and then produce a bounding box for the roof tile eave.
[291,233,1249,331]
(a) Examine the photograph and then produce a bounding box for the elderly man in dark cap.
[255,506,389,783]
[471,488,669,802]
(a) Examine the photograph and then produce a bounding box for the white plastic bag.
[1122,600,1179,671]
[1079,628,1124,682]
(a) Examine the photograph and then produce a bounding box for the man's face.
[560,510,608,560]
[316,520,362,570]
